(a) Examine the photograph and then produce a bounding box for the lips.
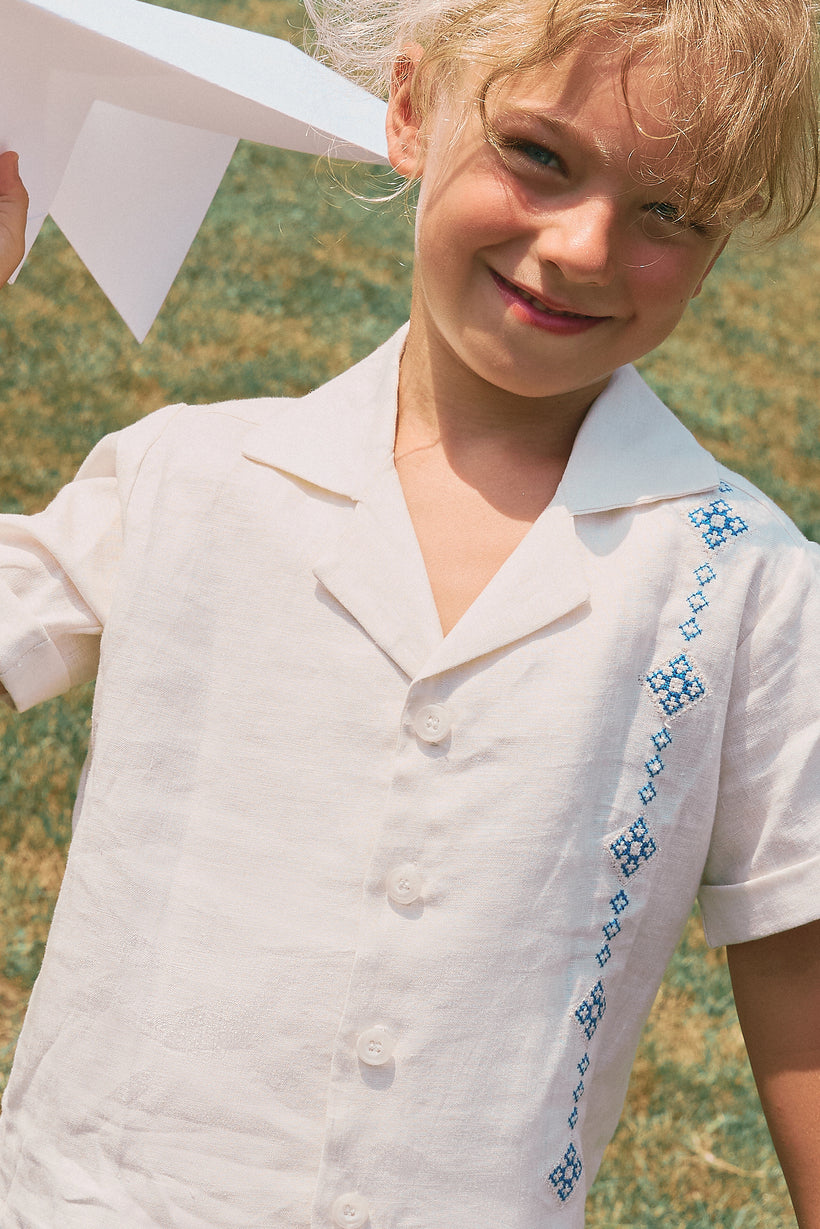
[493,271,602,319]
[490,270,608,335]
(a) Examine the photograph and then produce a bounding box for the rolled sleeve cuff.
[0,580,73,711]
[0,634,72,712]
[699,849,820,947]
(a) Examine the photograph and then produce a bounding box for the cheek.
[628,251,706,319]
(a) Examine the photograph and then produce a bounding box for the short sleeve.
[698,532,820,946]
[0,403,186,711]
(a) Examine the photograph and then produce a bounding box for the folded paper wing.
[0,0,389,339]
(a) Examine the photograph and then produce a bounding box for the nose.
[533,196,619,286]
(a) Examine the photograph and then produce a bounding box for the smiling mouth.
[493,271,604,319]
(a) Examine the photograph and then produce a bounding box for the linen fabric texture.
[0,327,817,1227]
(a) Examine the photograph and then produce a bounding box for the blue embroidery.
[573,1080,585,1103]
[652,728,672,751]
[595,944,612,968]
[645,756,664,777]
[646,653,706,717]
[578,1053,590,1075]
[549,1143,583,1202]
[718,479,733,493]
[610,889,629,914]
[688,498,748,550]
[610,818,658,878]
[680,617,702,641]
[694,562,716,586]
[638,781,656,805]
[568,1107,578,1129]
[687,589,709,613]
[575,980,606,1040]
[603,917,621,941]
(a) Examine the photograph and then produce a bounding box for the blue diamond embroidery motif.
[718,480,733,493]
[688,589,709,613]
[652,728,672,751]
[689,499,748,550]
[568,1107,578,1129]
[575,980,606,1040]
[694,563,716,586]
[573,1080,585,1103]
[578,1053,590,1076]
[549,1143,583,1202]
[610,818,658,878]
[638,781,656,805]
[645,755,664,777]
[603,917,621,941]
[646,653,706,717]
[610,889,629,914]
[596,944,612,968]
[680,617,702,641]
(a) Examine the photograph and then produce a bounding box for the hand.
[0,151,28,286]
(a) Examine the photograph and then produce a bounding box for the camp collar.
[241,324,720,511]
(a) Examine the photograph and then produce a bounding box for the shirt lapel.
[242,329,721,681]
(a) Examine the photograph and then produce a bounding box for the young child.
[0,0,818,1223]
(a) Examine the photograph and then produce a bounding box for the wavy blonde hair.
[304,0,820,237]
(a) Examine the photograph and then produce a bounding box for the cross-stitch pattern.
[573,1080,585,1103]
[687,589,709,613]
[645,653,707,717]
[652,728,672,751]
[610,889,629,914]
[595,944,612,967]
[603,917,621,940]
[610,817,658,878]
[718,480,733,494]
[578,1053,590,1075]
[680,616,702,641]
[645,755,664,777]
[694,562,716,586]
[688,498,749,550]
[548,1143,583,1202]
[568,1107,578,1129]
[575,980,607,1040]
[638,781,657,805]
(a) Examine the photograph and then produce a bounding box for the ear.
[692,235,730,298]
[386,43,426,179]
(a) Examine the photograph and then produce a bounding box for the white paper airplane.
[0,0,389,339]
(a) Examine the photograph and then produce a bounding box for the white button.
[356,1025,396,1066]
[413,703,451,744]
[386,863,422,905]
[331,1192,370,1227]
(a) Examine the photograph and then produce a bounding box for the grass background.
[0,0,818,1223]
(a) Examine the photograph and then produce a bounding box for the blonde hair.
[304,0,820,237]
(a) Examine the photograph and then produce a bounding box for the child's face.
[388,44,730,408]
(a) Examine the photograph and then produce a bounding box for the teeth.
[511,280,582,316]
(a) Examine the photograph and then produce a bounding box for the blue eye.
[497,138,563,172]
[517,142,561,169]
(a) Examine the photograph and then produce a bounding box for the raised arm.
[727,919,820,1228]
[0,150,28,285]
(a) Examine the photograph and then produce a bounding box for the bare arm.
[0,150,28,286]
[727,919,820,1228]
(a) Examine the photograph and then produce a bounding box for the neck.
[396,313,608,468]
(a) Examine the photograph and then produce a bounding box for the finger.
[0,151,29,284]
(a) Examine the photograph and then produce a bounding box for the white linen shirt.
[0,326,818,1228]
